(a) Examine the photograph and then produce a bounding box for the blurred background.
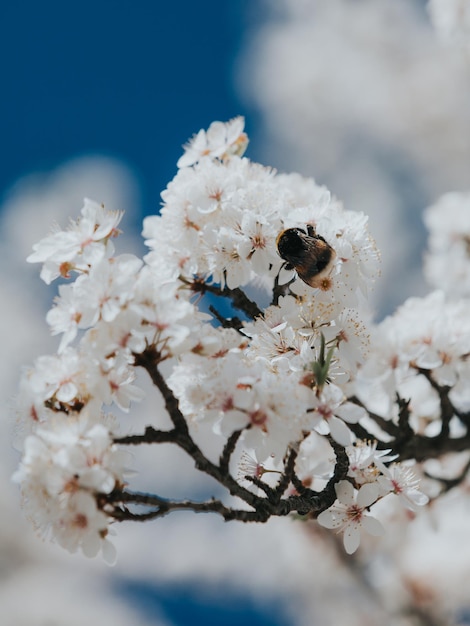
[2,0,470,624]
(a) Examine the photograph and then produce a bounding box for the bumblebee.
[276,225,336,288]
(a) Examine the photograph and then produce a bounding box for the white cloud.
[1,565,168,626]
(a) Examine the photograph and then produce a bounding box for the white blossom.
[15,117,464,567]
[424,192,470,297]
[347,440,397,486]
[27,198,123,283]
[357,291,470,418]
[177,116,249,168]
[377,463,429,511]
[308,384,366,446]
[13,410,129,563]
[317,480,385,554]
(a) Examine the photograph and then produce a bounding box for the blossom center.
[346,504,363,522]
[73,513,89,529]
[249,408,268,428]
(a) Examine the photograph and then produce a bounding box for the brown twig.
[182,277,262,320]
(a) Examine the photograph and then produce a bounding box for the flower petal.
[357,482,380,508]
[335,479,355,505]
[343,524,361,554]
[317,509,345,530]
[329,415,353,446]
[335,402,367,424]
[362,515,385,537]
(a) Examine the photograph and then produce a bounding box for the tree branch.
[182,277,263,320]
[116,348,470,528]
[106,430,350,524]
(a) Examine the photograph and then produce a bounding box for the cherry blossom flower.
[347,440,397,486]
[27,348,90,406]
[358,290,470,417]
[13,410,128,563]
[177,116,248,168]
[308,384,367,446]
[237,450,281,486]
[317,480,385,554]
[53,491,117,564]
[27,198,123,284]
[377,463,429,511]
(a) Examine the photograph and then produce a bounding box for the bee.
[276,225,336,288]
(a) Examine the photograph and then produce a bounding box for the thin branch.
[107,490,264,522]
[208,304,244,331]
[271,444,299,503]
[104,436,350,524]
[183,277,262,320]
[394,431,470,462]
[415,368,453,440]
[245,475,277,499]
[276,437,349,516]
[395,393,414,440]
[114,426,177,446]
[133,349,189,435]
[219,428,245,475]
[133,346,266,510]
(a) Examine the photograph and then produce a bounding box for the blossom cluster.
[15,199,203,560]
[13,410,127,563]
[424,191,470,297]
[428,0,470,46]
[294,436,428,554]
[14,118,439,560]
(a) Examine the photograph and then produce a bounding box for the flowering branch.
[109,344,350,524]
[13,118,470,562]
[106,435,349,524]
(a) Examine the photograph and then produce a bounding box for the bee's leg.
[272,263,297,305]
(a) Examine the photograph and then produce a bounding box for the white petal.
[102,538,117,566]
[401,490,429,510]
[335,402,367,423]
[415,349,442,369]
[362,515,385,537]
[329,415,353,446]
[56,382,78,403]
[317,509,345,530]
[357,482,380,508]
[335,479,355,505]
[343,525,361,554]
[81,533,101,558]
